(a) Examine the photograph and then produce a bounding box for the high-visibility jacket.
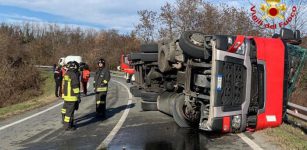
[94,67,110,93]
[82,69,90,82]
[62,70,80,101]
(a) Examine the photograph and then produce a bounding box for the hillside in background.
[0,23,140,107]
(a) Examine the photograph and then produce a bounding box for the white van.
[58,56,82,65]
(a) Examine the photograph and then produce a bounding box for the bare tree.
[174,0,202,32]
[287,0,307,35]
[135,10,157,43]
[159,2,176,39]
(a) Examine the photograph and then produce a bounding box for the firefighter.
[94,59,110,117]
[54,65,62,97]
[61,61,81,131]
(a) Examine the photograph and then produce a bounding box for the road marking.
[0,77,96,131]
[0,102,64,131]
[96,79,132,150]
[237,133,263,150]
[0,76,123,132]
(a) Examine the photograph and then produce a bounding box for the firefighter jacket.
[62,70,80,101]
[94,67,110,93]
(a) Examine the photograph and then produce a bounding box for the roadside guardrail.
[287,102,307,121]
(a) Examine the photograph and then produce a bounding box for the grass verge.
[260,116,307,150]
[0,70,58,120]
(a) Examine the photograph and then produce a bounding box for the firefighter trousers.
[61,101,77,128]
[95,92,107,116]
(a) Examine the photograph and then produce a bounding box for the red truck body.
[120,54,135,75]
[254,38,285,130]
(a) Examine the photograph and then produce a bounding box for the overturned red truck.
[128,28,306,133]
[118,54,135,83]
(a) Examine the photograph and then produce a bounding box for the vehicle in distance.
[58,55,83,66]
[118,54,135,83]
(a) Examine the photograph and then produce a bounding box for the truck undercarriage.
[128,28,306,133]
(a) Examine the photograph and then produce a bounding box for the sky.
[0,0,305,34]
[0,0,176,33]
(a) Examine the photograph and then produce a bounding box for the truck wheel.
[141,101,158,111]
[158,45,172,72]
[172,94,191,128]
[140,53,158,62]
[141,91,159,102]
[130,86,141,97]
[179,31,210,60]
[141,43,159,53]
[129,53,142,61]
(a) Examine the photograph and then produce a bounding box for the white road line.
[237,133,263,150]
[96,79,132,150]
[0,76,111,132]
[0,102,64,131]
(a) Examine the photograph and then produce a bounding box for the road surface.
[0,76,280,150]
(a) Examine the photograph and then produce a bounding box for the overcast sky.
[0,0,305,33]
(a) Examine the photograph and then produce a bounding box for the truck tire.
[158,45,172,72]
[179,31,210,60]
[129,53,158,62]
[141,90,159,102]
[140,53,158,62]
[141,43,159,53]
[157,91,177,116]
[141,101,158,111]
[172,94,191,128]
[130,86,141,97]
[128,53,142,61]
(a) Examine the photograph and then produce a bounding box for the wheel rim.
[190,33,205,47]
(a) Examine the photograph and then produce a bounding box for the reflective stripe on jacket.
[62,70,80,101]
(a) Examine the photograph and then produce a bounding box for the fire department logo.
[250,0,297,29]
[260,0,286,19]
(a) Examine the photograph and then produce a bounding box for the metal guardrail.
[35,65,124,74]
[287,102,307,121]
[34,65,53,68]
[110,70,125,75]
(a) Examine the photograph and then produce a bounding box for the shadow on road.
[80,92,96,97]
[75,103,135,128]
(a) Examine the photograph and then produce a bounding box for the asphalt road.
[0,76,280,150]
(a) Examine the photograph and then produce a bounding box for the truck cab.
[118,54,135,83]
[130,28,306,133]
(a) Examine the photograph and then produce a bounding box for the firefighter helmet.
[67,61,78,70]
[98,58,105,67]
